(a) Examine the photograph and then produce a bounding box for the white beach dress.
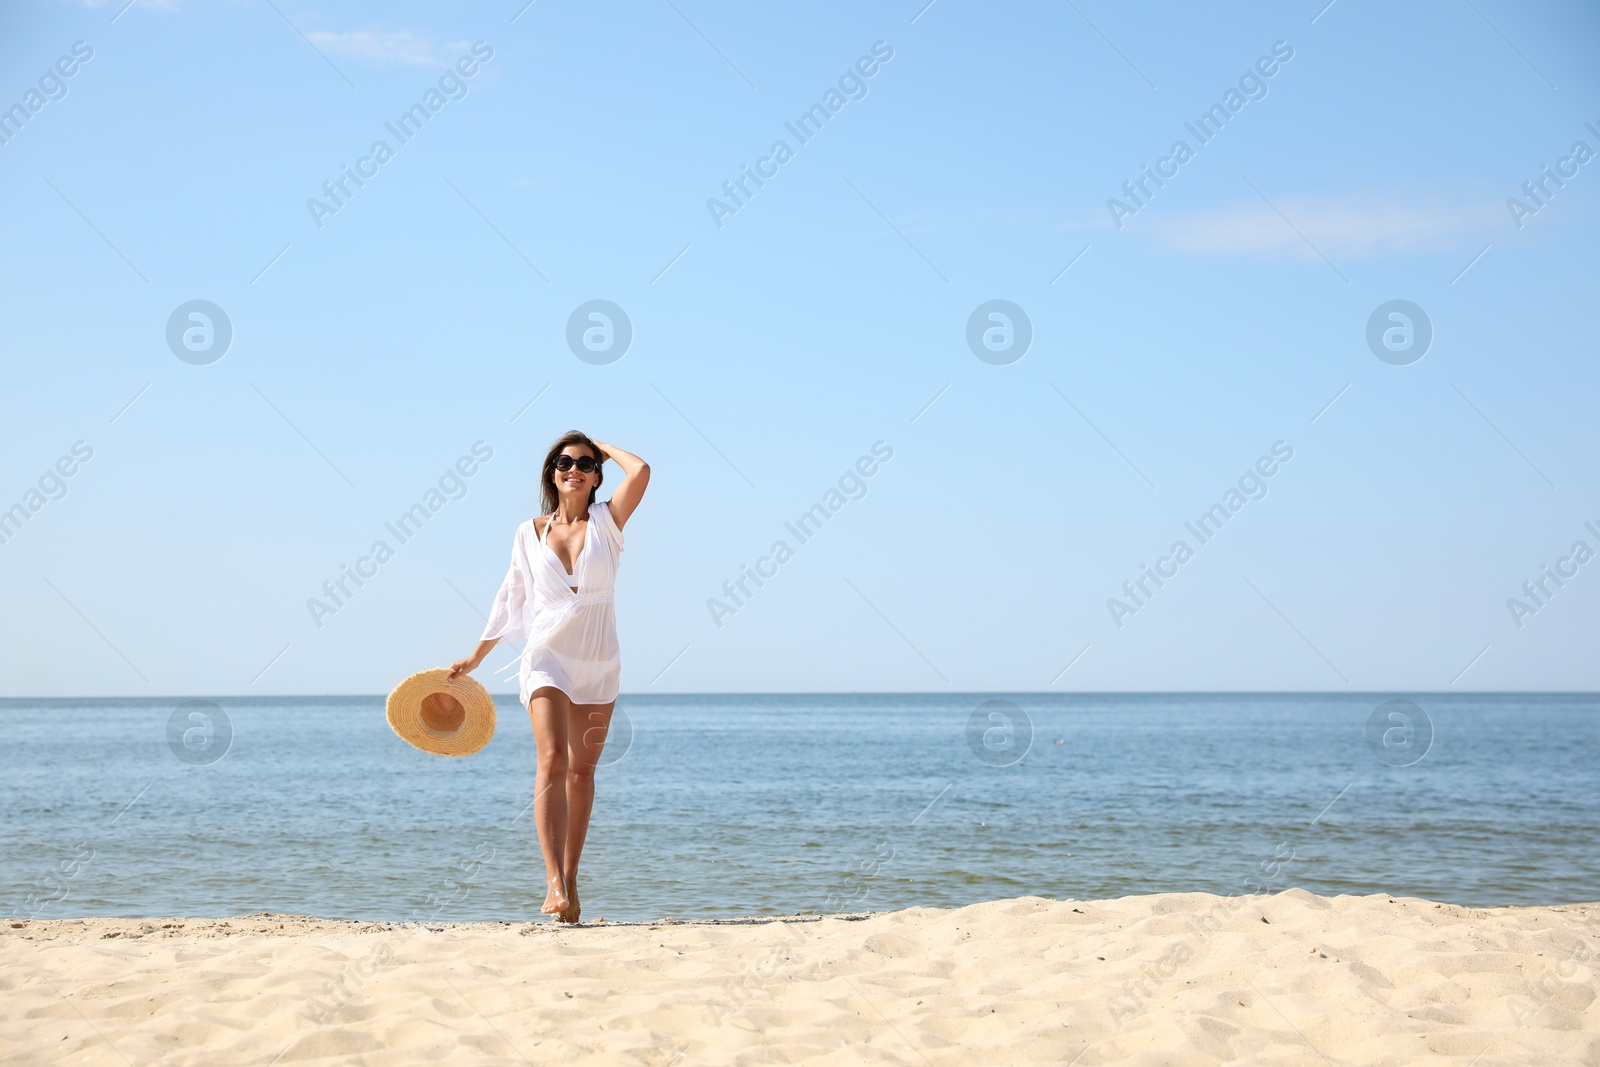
[480,499,624,707]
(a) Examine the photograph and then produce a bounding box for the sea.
[2,693,1595,924]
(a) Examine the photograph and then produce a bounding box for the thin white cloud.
[64,0,178,9]
[304,30,465,67]
[1144,197,1502,259]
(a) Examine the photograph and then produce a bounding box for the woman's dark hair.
[540,430,603,515]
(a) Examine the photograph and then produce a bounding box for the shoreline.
[7,889,1597,1064]
[7,909,885,939]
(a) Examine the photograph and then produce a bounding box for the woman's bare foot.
[558,875,580,924]
[541,874,569,917]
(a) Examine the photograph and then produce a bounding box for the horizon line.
[2,689,1597,702]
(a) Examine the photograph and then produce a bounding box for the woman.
[449,431,649,924]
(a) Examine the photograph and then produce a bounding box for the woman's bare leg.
[559,700,614,923]
[528,687,573,917]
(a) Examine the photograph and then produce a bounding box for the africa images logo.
[305,42,495,229]
[705,41,895,229]
[166,300,233,365]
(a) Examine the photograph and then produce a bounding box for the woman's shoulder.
[592,499,625,545]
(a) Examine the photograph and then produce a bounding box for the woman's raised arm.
[592,440,649,529]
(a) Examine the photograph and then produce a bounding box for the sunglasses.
[553,454,598,473]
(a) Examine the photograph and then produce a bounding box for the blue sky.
[2,0,1596,696]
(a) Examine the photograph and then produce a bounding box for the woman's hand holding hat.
[387,668,497,757]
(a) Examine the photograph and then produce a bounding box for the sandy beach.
[4,889,1596,1065]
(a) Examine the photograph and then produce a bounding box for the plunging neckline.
[540,506,589,589]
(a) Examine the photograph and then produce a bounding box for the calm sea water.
[2,694,1595,923]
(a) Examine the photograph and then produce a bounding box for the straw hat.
[386,668,497,756]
